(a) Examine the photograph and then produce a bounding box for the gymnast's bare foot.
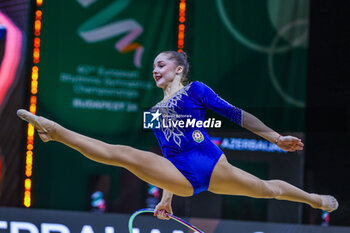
[17,109,56,142]
[320,195,339,212]
[311,194,339,212]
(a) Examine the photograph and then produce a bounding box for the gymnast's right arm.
[194,81,303,151]
[154,190,173,220]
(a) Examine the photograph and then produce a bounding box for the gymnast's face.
[153,53,179,88]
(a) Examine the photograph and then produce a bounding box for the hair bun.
[179,51,188,59]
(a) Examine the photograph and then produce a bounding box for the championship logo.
[77,0,144,68]
[192,130,204,143]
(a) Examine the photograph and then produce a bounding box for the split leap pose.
[17,51,338,220]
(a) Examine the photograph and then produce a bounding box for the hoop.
[128,208,204,233]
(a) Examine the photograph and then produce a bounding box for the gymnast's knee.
[108,145,135,164]
[111,144,132,153]
[260,180,282,198]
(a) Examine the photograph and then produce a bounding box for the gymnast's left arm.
[195,82,303,152]
[242,110,304,152]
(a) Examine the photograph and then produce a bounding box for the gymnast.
[17,51,338,220]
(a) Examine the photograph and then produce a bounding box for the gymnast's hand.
[154,201,173,220]
[277,135,304,152]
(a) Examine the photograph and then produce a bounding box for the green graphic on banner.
[34,0,176,210]
[189,0,308,130]
[216,0,308,107]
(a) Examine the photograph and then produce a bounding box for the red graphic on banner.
[0,12,23,111]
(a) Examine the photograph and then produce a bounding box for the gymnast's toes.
[17,109,56,142]
[321,195,339,212]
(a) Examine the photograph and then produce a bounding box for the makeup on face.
[153,54,177,88]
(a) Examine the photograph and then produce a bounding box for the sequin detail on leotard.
[152,84,192,147]
[151,81,243,195]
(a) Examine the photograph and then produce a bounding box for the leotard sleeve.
[192,81,243,126]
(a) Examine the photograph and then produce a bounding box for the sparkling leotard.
[151,81,243,195]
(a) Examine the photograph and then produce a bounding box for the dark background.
[304,0,350,225]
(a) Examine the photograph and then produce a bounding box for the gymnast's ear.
[176,65,184,75]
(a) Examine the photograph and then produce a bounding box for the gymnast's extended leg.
[17,110,193,197]
[208,154,338,212]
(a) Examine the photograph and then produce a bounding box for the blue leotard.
[151,81,243,195]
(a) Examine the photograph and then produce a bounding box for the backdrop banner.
[34,0,176,210]
[38,0,176,134]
